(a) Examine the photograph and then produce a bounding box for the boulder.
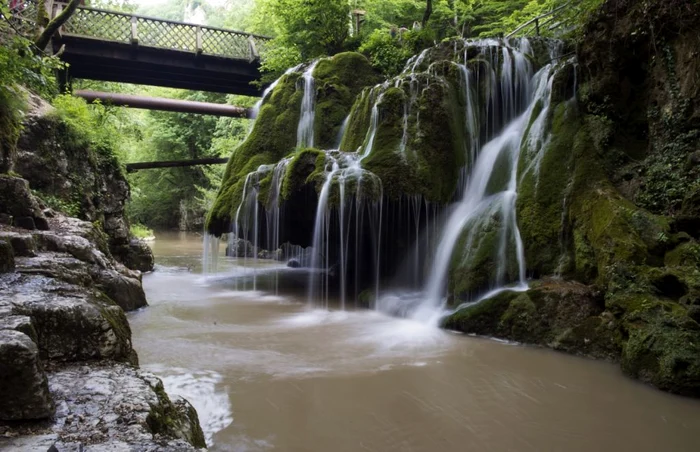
[0,330,53,420]
[95,269,148,312]
[225,238,254,258]
[112,239,155,273]
[14,216,36,231]
[4,274,137,364]
[0,175,48,230]
[0,240,13,273]
[42,363,205,450]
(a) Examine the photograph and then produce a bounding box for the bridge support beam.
[75,90,253,118]
[126,158,229,173]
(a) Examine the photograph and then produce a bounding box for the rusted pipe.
[126,158,229,172]
[75,90,252,118]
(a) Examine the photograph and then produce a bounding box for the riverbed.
[130,233,700,452]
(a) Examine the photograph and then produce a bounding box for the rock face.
[0,175,49,231]
[0,211,205,448]
[442,0,700,397]
[0,329,53,420]
[13,94,154,272]
[0,240,13,273]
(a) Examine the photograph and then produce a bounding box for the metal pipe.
[126,158,229,172]
[75,90,253,118]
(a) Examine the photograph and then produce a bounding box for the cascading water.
[212,38,570,326]
[413,42,564,323]
[297,61,319,148]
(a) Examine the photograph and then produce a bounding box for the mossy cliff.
[206,53,381,236]
[444,0,700,397]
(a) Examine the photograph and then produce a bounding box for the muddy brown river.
[129,233,700,451]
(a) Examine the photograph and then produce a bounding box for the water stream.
[131,234,700,452]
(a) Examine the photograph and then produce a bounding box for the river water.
[130,233,700,452]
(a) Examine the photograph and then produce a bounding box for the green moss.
[207,54,380,236]
[441,290,519,334]
[621,301,700,396]
[516,102,577,276]
[147,378,207,448]
[313,53,382,149]
[360,76,465,204]
[281,148,325,200]
[447,212,508,301]
[207,72,303,235]
[665,241,700,268]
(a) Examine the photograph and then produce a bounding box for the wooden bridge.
[14,1,271,96]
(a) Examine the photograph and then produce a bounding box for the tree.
[35,0,81,52]
[422,0,433,27]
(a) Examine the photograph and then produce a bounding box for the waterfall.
[213,37,570,323]
[251,64,302,120]
[297,61,319,148]
[307,151,383,308]
[415,48,562,323]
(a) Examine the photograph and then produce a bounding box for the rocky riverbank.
[0,91,206,449]
[0,185,206,450]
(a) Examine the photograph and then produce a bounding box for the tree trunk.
[422,0,433,28]
[34,0,81,53]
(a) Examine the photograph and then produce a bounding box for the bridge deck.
[14,1,271,95]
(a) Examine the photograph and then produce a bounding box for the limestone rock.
[95,269,148,312]
[0,232,38,257]
[0,240,13,273]
[112,239,155,273]
[2,274,136,364]
[0,330,54,420]
[0,175,48,230]
[46,363,203,450]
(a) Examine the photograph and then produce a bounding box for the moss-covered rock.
[620,300,700,397]
[207,54,380,236]
[313,52,382,149]
[442,280,618,360]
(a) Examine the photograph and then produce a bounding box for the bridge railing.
[50,3,270,61]
[506,1,582,39]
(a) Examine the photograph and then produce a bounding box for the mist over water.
[130,234,700,452]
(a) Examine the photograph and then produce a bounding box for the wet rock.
[0,330,54,420]
[112,239,155,273]
[0,315,38,343]
[95,269,148,312]
[258,249,270,259]
[0,232,38,257]
[42,363,204,450]
[0,240,14,273]
[225,238,254,258]
[287,258,301,268]
[0,175,48,229]
[0,213,12,225]
[442,280,618,360]
[15,216,37,230]
[3,274,136,364]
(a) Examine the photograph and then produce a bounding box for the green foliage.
[50,94,125,161]
[252,0,350,76]
[36,192,81,217]
[358,29,433,77]
[0,23,62,98]
[130,223,155,239]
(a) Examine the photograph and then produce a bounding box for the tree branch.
[422,0,433,28]
[34,0,81,53]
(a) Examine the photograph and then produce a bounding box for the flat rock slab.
[0,363,204,451]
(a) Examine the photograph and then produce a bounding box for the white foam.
[146,366,233,447]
